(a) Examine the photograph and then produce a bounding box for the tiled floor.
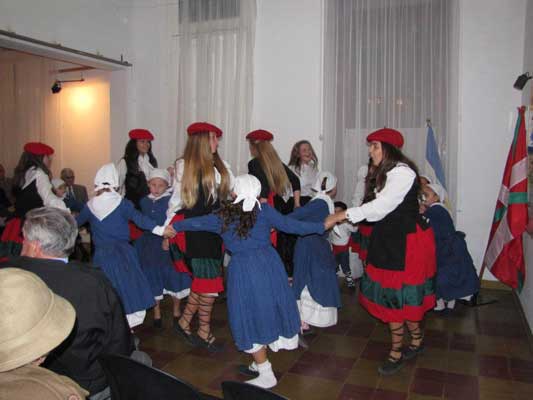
[135,284,533,399]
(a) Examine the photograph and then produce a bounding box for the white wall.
[252,0,323,164]
[0,0,131,60]
[456,0,526,280]
[0,0,132,186]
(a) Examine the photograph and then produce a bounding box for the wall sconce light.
[51,78,85,94]
[513,72,532,90]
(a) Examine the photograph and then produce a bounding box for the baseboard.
[480,279,512,291]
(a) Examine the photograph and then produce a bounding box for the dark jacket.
[0,256,134,395]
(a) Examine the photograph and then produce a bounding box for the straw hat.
[0,268,76,372]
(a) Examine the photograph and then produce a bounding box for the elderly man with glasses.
[0,207,145,400]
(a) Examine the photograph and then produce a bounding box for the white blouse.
[22,167,68,210]
[116,154,156,192]
[351,164,369,207]
[329,221,357,246]
[164,158,235,224]
[346,164,415,224]
[290,162,319,197]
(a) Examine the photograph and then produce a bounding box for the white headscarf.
[51,178,65,190]
[88,163,122,221]
[233,174,262,212]
[147,168,172,200]
[311,171,337,215]
[148,168,171,184]
[427,183,447,204]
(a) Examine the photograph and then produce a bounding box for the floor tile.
[135,286,533,398]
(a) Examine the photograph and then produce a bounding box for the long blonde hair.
[181,133,230,208]
[250,140,290,196]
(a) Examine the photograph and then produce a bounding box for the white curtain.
[323,0,459,207]
[175,0,256,174]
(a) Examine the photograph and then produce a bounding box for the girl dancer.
[290,172,342,334]
[1,142,66,258]
[167,122,234,352]
[117,129,158,209]
[247,129,301,276]
[288,140,319,206]
[172,174,338,389]
[76,163,175,328]
[421,183,479,311]
[135,168,191,328]
[332,128,436,375]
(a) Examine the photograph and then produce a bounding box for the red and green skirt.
[358,224,436,323]
[0,218,23,261]
[349,221,373,262]
[168,213,224,294]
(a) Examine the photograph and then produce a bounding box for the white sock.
[446,299,456,309]
[246,360,277,389]
[434,298,445,311]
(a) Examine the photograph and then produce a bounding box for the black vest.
[179,181,222,259]
[366,180,429,271]
[14,180,43,218]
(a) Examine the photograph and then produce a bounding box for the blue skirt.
[436,232,480,301]
[227,246,301,351]
[292,234,342,308]
[93,241,155,315]
[135,233,191,299]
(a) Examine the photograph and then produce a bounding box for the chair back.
[98,354,208,400]
[221,381,289,400]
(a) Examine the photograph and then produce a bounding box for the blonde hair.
[250,140,290,196]
[181,133,230,208]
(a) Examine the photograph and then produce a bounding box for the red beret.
[23,142,54,156]
[246,129,274,142]
[366,128,404,148]
[129,129,154,141]
[187,122,223,138]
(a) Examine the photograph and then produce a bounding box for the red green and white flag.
[483,106,529,291]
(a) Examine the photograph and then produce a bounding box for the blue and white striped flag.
[425,125,447,190]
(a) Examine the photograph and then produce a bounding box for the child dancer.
[330,201,357,289]
[76,163,175,328]
[288,140,319,206]
[172,174,337,389]
[422,183,479,311]
[290,171,342,334]
[135,169,192,328]
[51,178,84,213]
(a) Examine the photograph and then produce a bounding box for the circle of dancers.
[0,124,480,389]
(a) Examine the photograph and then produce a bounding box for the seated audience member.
[61,168,89,204]
[0,268,88,400]
[0,207,136,399]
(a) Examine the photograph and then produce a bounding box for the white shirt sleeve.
[346,165,416,224]
[352,165,368,207]
[151,226,165,236]
[116,159,127,194]
[35,170,68,210]
[165,159,185,224]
